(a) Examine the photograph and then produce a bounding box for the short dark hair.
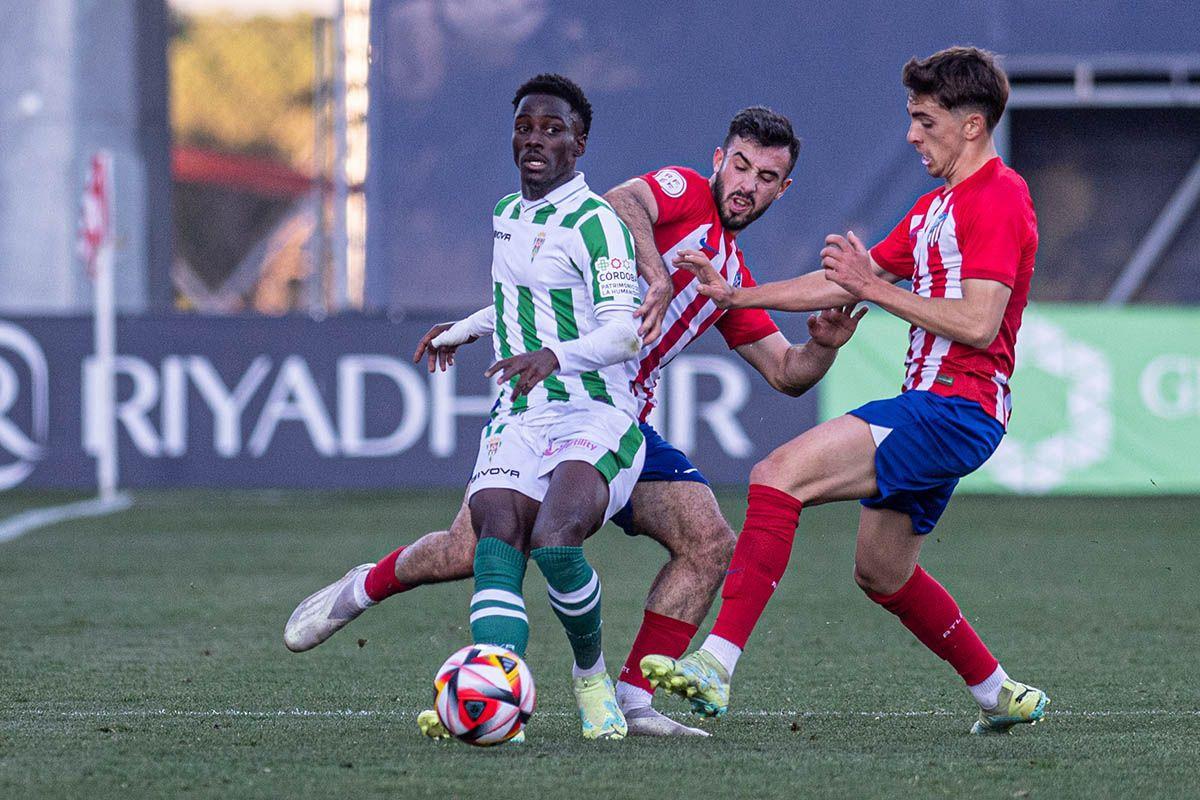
[902,46,1010,131]
[724,106,801,174]
[512,73,593,136]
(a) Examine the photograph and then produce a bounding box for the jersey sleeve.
[638,166,712,227]
[576,207,642,312]
[957,187,1029,287]
[714,264,780,348]
[869,213,917,279]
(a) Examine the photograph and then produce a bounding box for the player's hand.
[413,323,477,373]
[634,272,672,345]
[820,231,876,299]
[673,249,736,308]
[807,304,867,348]
[485,348,560,399]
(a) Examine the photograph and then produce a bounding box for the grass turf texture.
[1,490,1196,799]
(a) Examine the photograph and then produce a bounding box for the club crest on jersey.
[730,269,743,288]
[486,435,502,460]
[653,168,686,198]
[531,231,546,260]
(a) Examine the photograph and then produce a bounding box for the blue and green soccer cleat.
[970,678,1050,735]
[641,650,730,718]
[573,673,627,740]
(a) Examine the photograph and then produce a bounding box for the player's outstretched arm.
[674,249,876,312]
[413,305,494,372]
[734,304,866,396]
[605,179,672,344]
[823,231,1010,348]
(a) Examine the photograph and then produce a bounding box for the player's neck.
[521,170,578,202]
[944,142,998,189]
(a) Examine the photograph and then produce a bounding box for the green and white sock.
[470,537,529,657]
[531,546,604,674]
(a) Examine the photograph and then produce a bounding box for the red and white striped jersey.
[632,166,779,421]
[870,157,1038,428]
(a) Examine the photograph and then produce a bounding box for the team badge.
[531,231,546,260]
[486,435,502,460]
[654,168,686,198]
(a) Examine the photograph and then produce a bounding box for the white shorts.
[466,403,646,523]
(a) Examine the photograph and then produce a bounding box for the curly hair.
[512,73,593,136]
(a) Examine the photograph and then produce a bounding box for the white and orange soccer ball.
[433,644,536,746]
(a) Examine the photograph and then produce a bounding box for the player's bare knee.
[853,559,905,596]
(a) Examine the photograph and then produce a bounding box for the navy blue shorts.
[611,423,708,535]
[849,392,1004,535]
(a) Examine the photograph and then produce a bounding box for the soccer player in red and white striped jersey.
[647,47,1050,735]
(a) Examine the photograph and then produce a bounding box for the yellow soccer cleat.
[573,673,627,740]
[641,650,730,718]
[970,679,1050,735]
[416,709,451,740]
[417,709,526,744]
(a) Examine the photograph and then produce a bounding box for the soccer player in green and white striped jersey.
[424,74,646,741]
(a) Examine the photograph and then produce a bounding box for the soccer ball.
[433,644,536,746]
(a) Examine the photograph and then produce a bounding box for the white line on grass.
[6,707,1198,721]
[0,492,133,544]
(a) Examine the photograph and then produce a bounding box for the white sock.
[615,681,652,712]
[352,570,376,609]
[968,664,1008,709]
[701,634,742,677]
[572,652,607,680]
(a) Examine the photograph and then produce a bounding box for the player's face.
[906,94,973,182]
[709,136,793,232]
[512,94,586,199]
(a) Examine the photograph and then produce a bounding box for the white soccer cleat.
[283,563,373,652]
[623,705,710,737]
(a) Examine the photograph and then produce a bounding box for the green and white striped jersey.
[490,172,641,419]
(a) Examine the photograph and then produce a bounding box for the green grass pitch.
[1,489,1197,798]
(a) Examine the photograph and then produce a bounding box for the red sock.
[619,610,698,693]
[710,484,803,649]
[363,546,413,603]
[867,566,998,685]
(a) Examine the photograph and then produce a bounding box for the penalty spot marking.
[0,492,133,544]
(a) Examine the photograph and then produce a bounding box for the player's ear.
[776,176,793,200]
[712,146,725,174]
[963,111,986,141]
[574,132,587,157]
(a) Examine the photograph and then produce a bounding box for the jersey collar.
[520,171,588,212]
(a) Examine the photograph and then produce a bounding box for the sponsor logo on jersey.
[494,230,511,241]
[543,437,599,457]
[730,269,743,289]
[531,231,546,260]
[653,168,686,198]
[471,466,521,483]
[698,231,718,258]
[594,256,639,298]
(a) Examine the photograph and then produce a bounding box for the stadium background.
[1,0,1198,494]
[2,2,1199,798]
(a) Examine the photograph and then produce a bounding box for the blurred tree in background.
[170,12,316,170]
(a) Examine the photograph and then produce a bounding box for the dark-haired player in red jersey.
[648,46,1051,735]
[285,106,865,737]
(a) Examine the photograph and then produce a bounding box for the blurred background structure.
[0,0,1198,491]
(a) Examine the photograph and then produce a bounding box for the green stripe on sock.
[472,537,529,657]
[531,546,603,671]
[594,422,644,483]
[516,286,568,402]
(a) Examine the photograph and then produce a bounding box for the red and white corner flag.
[78,151,113,280]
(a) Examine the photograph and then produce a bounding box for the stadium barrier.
[820,305,1200,494]
[0,315,817,489]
